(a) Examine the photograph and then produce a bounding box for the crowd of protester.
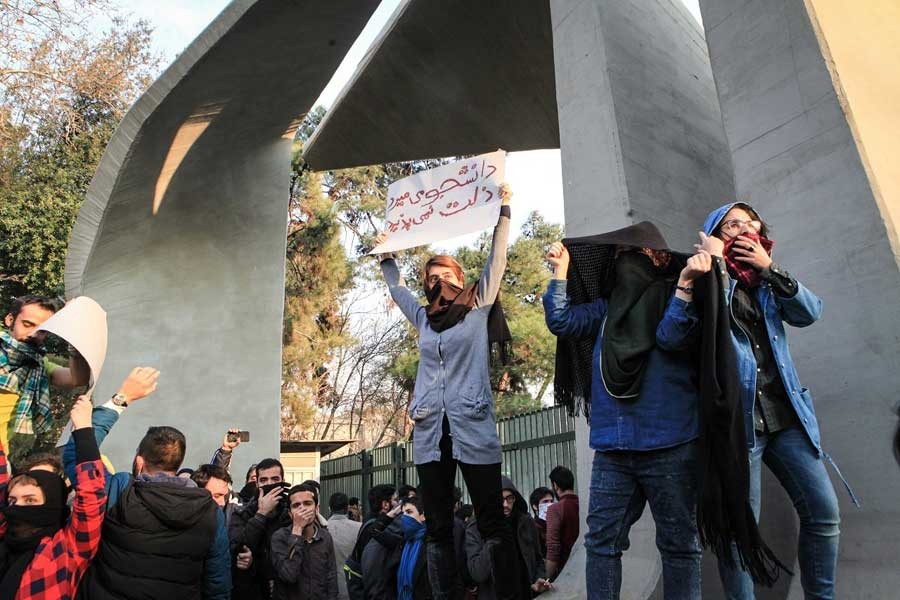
[0,189,890,599]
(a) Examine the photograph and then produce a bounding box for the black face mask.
[1,470,69,551]
[258,482,290,510]
[259,482,288,496]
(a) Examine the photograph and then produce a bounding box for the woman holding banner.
[374,183,520,600]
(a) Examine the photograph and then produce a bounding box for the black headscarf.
[425,280,512,366]
[0,470,70,600]
[553,222,685,416]
[599,251,681,399]
[694,259,789,586]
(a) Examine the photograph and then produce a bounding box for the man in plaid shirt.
[0,395,105,600]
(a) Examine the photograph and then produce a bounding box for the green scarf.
[0,331,51,437]
[599,252,679,400]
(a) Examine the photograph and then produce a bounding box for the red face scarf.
[723,233,774,288]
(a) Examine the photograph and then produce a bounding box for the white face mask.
[538,502,552,521]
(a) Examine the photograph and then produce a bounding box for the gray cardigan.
[380,211,510,465]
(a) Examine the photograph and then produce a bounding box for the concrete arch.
[65,0,379,479]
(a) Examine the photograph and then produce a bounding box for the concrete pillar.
[699,0,900,597]
[548,1,734,597]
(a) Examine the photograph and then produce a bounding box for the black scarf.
[694,258,789,585]
[0,470,69,600]
[600,251,681,400]
[425,280,512,366]
[553,222,683,417]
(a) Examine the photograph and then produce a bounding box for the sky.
[112,0,705,250]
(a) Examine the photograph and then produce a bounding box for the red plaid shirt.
[0,440,106,600]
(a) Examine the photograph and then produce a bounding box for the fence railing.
[320,405,576,516]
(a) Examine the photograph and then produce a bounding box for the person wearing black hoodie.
[466,476,549,599]
[0,395,104,600]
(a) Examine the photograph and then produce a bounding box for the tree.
[0,2,158,297]
[280,108,355,438]
[1,1,158,179]
[454,211,563,417]
[0,96,119,297]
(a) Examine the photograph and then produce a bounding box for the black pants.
[416,417,519,600]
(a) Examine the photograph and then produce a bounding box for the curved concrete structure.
[65,0,379,479]
[302,0,559,170]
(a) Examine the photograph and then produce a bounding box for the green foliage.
[0,97,118,298]
[281,109,355,437]
[453,211,563,416]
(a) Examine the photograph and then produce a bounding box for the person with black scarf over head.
[0,395,105,600]
[542,223,702,599]
[373,184,517,600]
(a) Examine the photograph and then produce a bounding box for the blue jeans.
[585,441,702,599]
[718,426,840,599]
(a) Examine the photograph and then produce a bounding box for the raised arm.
[211,428,242,472]
[379,258,426,328]
[765,264,822,327]
[475,186,512,308]
[656,249,712,351]
[62,367,159,484]
[541,242,606,339]
[63,397,107,584]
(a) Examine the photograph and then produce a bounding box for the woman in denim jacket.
[659,202,848,599]
[373,184,518,600]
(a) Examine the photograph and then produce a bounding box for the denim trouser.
[718,425,841,600]
[585,441,702,599]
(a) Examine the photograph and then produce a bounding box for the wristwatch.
[111,393,129,408]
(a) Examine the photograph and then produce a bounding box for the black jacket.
[78,477,219,600]
[466,478,545,600]
[386,540,431,600]
[362,515,404,600]
[228,496,291,600]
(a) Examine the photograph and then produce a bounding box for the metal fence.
[320,405,576,517]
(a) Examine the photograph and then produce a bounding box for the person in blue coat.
[543,223,702,599]
[660,202,850,599]
[373,184,517,600]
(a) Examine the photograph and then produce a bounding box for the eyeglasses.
[720,218,761,232]
[501,494,516,505]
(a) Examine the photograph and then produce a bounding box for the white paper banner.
[35,296,108,389]
[371,150,506,254]
[35,297,108,448]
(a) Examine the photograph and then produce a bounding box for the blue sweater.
[543,279,699,451]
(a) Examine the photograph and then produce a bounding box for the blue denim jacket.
[542,279,699,451]
[687,203,826,453]
[381,213,510,465]
[656,271,824,453]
